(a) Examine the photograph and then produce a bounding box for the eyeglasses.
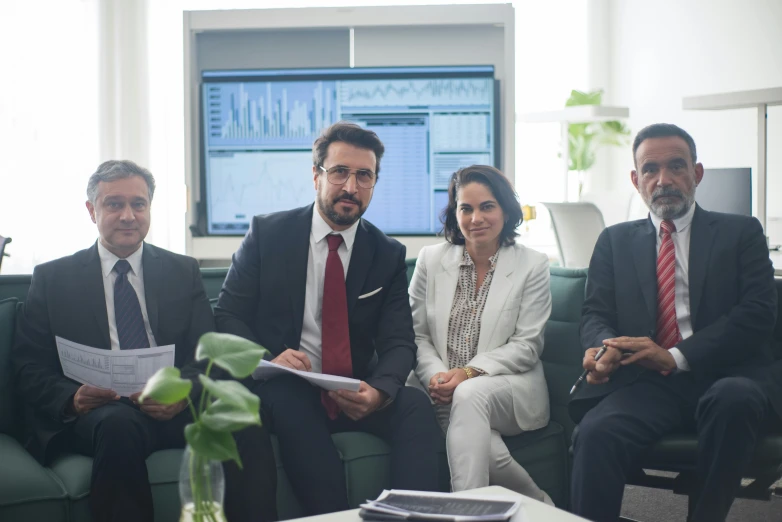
[319,166,377,189]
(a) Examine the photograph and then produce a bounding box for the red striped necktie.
[321,234,353,419]
[656,220,682,351]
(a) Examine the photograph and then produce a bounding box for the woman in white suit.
[409,165,552,503]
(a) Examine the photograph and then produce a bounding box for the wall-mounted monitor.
[200,65,498,235]
[695,168,752,216]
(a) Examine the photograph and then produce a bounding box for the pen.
[569,345,608,395]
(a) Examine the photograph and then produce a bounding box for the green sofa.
[0,265,587,521]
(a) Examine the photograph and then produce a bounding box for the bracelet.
[462,366,474,379]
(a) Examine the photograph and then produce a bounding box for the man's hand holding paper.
[329,381,388,421]
[71,384,120,415]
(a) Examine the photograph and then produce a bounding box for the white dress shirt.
[649,204,696,371]
[299,209,359,374]
[97,242,157,350]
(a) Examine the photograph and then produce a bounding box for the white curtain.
[0,1,100,274]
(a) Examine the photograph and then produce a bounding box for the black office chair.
[0,236,11,272]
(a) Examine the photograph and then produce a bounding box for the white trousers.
[436,376,546,500]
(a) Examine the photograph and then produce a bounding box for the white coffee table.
[287,485,589,521]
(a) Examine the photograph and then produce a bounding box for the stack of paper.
[359,490,522,521]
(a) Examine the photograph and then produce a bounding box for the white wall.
[602,0,782,241]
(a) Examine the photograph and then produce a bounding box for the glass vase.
[179,445,227,522]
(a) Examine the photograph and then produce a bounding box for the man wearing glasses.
[215,121,441,515]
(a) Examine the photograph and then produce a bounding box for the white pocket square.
[358,287,383,299]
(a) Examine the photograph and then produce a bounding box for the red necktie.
[656,220,682,351]
[321,234,353,419]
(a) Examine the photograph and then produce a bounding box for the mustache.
[334,194,360,205]
[651,187,684,200]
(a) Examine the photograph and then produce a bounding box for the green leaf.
[562,88,631,174]
[201,399,262,432]
[565,89,603,106]
[601,120,630,135]
[139,367,192,405]
[195,332,268,379]
[185,422,242,467]
[568,131,597,172]
[199,375,260,414]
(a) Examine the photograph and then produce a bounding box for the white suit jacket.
[408,241,552,431]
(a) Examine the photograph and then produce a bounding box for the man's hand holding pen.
[605,336,676,373]
[572,335,677,393]
[582,345,624,385]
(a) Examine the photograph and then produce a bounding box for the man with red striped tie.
[568,123,780,522]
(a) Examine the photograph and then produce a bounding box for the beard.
[647,185,695,220]
[317,191,366,227]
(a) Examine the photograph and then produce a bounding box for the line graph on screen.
[209,151,314,226]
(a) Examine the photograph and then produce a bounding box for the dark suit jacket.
[215,204,416,400]
[13,242,215,462]
[570,205,780,422]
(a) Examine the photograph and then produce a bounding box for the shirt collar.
[649,202,696,237]
[98,241,144,278]
[460,246,501,269]
[311,206,359,251]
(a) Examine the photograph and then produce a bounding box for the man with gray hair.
[569,124,781,521]
[13,160,277,522]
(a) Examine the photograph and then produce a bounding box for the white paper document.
[252,359,361,392]
[55,336,176,397]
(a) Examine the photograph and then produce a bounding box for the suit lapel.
[477,245,514,353]
[687,205,715,327]
[142,243,161,340]
[434,245,461,359]
[631,218,658,323]
[346,220,375,317]
[286,206,314,343]
[82,243,111,349]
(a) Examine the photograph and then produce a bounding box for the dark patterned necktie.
[321,234,353,419]
[113,260,150,349]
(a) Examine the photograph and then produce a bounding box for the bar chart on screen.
[206,81,338,148]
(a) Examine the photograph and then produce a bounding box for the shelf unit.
[520,105,630,201]
[682,87,782,232]
[182,4,516,261]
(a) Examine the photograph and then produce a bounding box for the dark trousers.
[251,374,441,516]
[570,373,771,522]
[62,399,278,522]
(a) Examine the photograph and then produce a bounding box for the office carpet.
[620,480,782,521]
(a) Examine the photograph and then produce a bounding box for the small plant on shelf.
[562,89,631,197]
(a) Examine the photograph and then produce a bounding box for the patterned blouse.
[446,248,500,370]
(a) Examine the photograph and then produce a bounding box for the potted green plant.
[140,332,268,522]
[563,89,631,197]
